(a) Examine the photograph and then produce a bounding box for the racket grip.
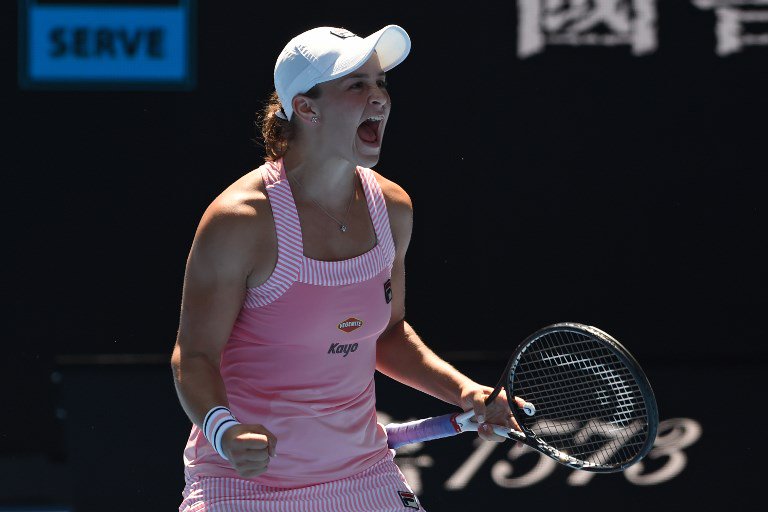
[385,413,460,449]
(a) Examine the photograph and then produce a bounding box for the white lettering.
[517,0,658,58]
[491,442,558,488]
[623,417,702,485]
[567,420,645,486]
[693,0,768,55]
[444,437,499,490]
[380,409,701,489]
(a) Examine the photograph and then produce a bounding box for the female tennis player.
[171,24,515,511]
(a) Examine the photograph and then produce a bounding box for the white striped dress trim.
[243,160,396,308]
[179,451,425,511]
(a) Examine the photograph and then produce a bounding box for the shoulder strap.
[357,166,396,267]
[244,160,303,307]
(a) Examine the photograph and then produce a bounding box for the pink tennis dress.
[179,159,424,511]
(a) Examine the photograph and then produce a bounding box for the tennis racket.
[384,322,658,472]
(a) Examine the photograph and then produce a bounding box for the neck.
[282,151,358,206]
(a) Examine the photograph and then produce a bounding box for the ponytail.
[257,91,292,162]
[255,86,321,161]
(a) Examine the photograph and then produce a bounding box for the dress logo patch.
[383,279,393,304]
[337,317,363,333]
[397,491,420,509]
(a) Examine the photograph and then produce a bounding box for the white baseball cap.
[273,25,411,120]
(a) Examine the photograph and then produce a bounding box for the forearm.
[170,344,230,429]
[376,320,476,408]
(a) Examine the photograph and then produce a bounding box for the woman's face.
[312,52,391,168]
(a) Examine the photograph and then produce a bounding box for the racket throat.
[449,412,463,433]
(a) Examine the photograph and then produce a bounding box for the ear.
[292,95,319,125]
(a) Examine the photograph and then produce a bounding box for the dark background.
[3,0,766,510]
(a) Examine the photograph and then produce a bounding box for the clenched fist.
[220,424,277,478]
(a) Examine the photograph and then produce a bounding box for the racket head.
[504,322,658,472]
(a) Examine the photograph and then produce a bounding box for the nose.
[369,85,388,107]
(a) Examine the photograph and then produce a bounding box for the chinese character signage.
[516,0,768,57]
[518,0,658,58]
[693,0,768,55]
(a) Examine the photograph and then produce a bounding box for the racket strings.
[512,330,651,468]
[518,364,645,421]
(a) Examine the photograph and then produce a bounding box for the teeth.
[367,116,384,122]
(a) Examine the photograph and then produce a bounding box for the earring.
[311,116,319,123]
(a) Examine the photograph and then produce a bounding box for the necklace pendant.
[340,224,348,233]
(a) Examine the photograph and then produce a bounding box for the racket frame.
[384,322,659,473]
[495,322,659,472]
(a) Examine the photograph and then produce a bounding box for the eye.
[349,81,364,90]
[377,80,388,89]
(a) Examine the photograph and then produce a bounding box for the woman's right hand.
[220,424,278,478]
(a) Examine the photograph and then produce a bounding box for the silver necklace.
[290,174,356,233]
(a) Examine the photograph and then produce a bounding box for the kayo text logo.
[327,342,359,357]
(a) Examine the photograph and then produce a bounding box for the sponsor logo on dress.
[327,342,358,357]
[338,317,363,333]
[383,279,393,304]
[397,491,420,509]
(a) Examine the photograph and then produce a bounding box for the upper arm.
[174,198,264,362]
[377,174,413,329]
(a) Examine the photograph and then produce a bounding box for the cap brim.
[279,25,411,119]
[325,25,411,82]
[365,24,411,71]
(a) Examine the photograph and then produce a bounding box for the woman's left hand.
[459,383,522,443]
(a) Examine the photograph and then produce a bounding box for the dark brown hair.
[256,86,321,161]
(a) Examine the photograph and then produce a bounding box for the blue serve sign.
[19,0,194,88]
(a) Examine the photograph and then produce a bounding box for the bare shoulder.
[372,171,412,218]
[196,171,268,241]
[176,170,274,357]
[189,170,275,280]
[372,170,413,255]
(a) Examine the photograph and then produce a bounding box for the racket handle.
[385,413,461,449]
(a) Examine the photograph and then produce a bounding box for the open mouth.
[357,115,383,144]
